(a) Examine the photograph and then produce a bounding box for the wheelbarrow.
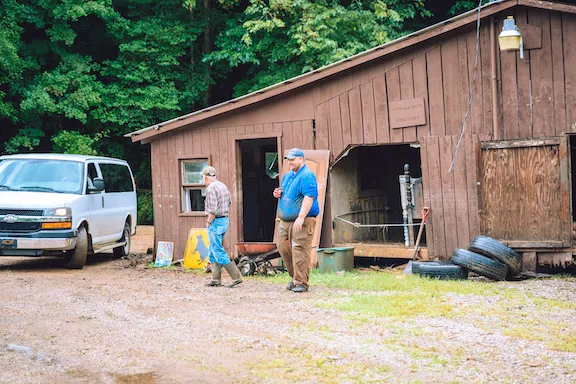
[235,242,283,276]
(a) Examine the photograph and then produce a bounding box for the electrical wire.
[448,0,483,173]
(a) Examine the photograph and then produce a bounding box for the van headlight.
[42,207,72,229]
[44,208,72,217]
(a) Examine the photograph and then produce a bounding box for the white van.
[0,154,137,268]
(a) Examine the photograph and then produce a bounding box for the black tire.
[113,222,131,258]
[468,235,522,276]
[418,262,468,280]
[237,256,256,276]
[412,261,456,275]
[65,226,88,269]
[451,248,508,281]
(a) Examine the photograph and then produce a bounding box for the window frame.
[178,155,210,216]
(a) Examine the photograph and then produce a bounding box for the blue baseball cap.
[284,148,305,159]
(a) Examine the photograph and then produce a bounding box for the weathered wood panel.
[412,53,430,139]
[466,29,483,137]
[426,47,446,137]
[386,68,403,143]
[373,74,390,144]
[422,136,447,258]
[479,23,494,140]
[551,12,567,135]
[399,61,417,142]
[515,8,533,139]
[529,9,555,138]
[283,121,294,150]
[563,13,576,132]
[442,39,461,136]
[292,120,304,148]
[457,34,471,138]
[480,143,565,241]
[418,136,434,256]
[329,97,344,158]
[315,102,330,150]
[464,134,481,240]
[438,136,458,255]
[451,135,471,247]
[339,94,353,149]
[360,81,378,144]
[499,16,520,140]
[302,120,315,149]
[348,86,364,144]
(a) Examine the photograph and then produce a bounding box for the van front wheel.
[65,226,88,269]
[113,222,131,258]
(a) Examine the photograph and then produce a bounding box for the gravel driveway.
[1,238,575,383]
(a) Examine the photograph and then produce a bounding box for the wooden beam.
[522,251,537,272]
[481,138,561,149]
[503,240,570,248]
[336,243,429,260]
[519,0,576,15]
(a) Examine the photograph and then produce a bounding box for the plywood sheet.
[480,143,567,241]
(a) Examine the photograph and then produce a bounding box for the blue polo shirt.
[277,164,320,222]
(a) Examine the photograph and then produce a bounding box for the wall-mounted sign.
[389,97,426,129]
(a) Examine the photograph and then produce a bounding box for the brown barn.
[128,0,576,270]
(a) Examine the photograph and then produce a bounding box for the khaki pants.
[276,217,316,288]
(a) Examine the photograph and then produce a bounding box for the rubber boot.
[223,261,243,288]
[205,263,222,287]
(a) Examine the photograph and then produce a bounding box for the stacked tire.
[415,235,522,281]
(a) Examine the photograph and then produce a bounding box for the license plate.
[0,239,17,248]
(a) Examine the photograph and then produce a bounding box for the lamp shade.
[498,16,522,51]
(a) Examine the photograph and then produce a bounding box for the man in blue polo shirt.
[273,148,319,293]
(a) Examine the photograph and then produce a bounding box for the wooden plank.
[292,120,303,148]
[508,241,568,248]
[175,132,186,255]
[482,138,560,149]
[302,120,315,149]
[439,136,458,256]
[399,61,417,142]
[498,19,519,140]
[515,8,533,138]
[466,29,482,137]
[315,103,330,150]
[386,67,403,143]
[360,81,377,144]
[348,87,364,145]
[412,53,430,139]
[218,127,229,185]
[150,140,163,250]
[339,94,353,149]
[464,134,480,241]
[522,251,537,272]
[551,12,567,135]
[519,0,576,15]
[418,136,434,256]
[451,135,470,248]
[373,73,390,144]
[563,13,576,132]
[441,39,461,136]
[528,9,555,138]
[329,97,344,159]
[160,134,173,247]
[236,125,246,135]
[457,34,472,139]
[480,23,494,140]
[227,126,237,256]
[273,122,283,133]
[282,121,294,150]
[426,47,446,137]
[337,243,429,260]
[254,124,264,133]
[559,137,571,242]
[424,136,447,258]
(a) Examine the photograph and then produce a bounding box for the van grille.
[0,209,44,216]
[0,222,42,232]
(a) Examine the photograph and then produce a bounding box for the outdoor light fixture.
[498,16,524,59]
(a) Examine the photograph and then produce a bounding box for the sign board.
[155,241,174,267]
[183,228,210,269]
[389,97,426,129]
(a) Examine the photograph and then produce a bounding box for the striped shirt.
[205,180,231,217]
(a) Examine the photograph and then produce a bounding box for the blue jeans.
[207,217,230,265]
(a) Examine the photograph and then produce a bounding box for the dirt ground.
[1,227,575,384]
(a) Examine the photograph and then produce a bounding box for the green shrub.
[137,189,154,225]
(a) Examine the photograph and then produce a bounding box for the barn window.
[180,158,209,213]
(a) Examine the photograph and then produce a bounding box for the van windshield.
[0,159,84,194]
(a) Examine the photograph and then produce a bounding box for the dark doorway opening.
[239,138,279,242]
[331,144,424,245]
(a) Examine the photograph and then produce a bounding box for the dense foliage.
[0,0,481,223]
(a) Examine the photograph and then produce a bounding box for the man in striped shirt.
[202,166,243,288]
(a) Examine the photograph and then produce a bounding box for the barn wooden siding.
[150,121,315,258]
[313,8,576,258]
[148,7,576,260]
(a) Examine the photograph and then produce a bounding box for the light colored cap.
[201,166,217,177]
[284,148,305,159]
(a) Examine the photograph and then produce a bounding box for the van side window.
[99,164,134,193]
[87,163,98,181]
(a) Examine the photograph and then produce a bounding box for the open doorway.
[331,144,423,246]
[238,138,279,242]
